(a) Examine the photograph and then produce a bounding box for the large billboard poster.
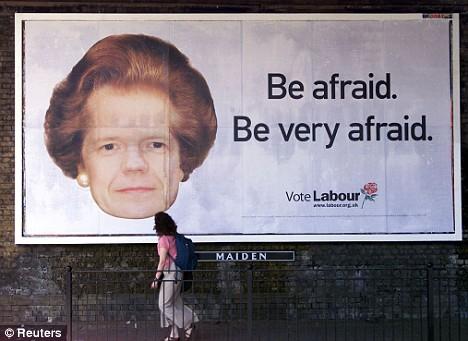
[15,14,462,244]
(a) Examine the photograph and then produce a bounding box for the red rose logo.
[361,182,378,208]
[363,183,378,195]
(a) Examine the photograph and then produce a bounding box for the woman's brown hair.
[153,211,177,236]
[44,34,217,181]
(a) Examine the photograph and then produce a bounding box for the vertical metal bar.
[391,271,395,341]
[180,270,185,339]
[438,273,442,341]
[382,271,386,341]
[267,273,271,340]
[344,280,348,341]
[410,272,414,341]
[456,286,461,341]
[105,273,109,341]
[401,271,405,341]
[351,274,356,341]
[247,265,253,341]
[448,275,452,341]
[295,291,299,341]
[95,273,98,339]
[333,271,337,341]
[323,275,328,341]
[127,273,131,341]
[230,269,233,341]
[153,273,158,341]
[65,266,72,341]
[427,264,435,341]
[225,269,230,341]
[239,269,244,340]
[372,276,376,341]
[312,271,322,339]
[420,276,424,341]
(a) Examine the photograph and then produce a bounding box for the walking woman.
[151,212,198,340]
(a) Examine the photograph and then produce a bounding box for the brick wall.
[0,1,467,324]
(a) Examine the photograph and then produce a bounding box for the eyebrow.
[84,130,171,144]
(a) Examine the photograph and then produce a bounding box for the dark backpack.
[170,233,198,291]
[172,233,198,271]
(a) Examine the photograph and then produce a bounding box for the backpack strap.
[167,252,176,262]
[167,236,176,263]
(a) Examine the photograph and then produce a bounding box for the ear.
[177,165,186,182]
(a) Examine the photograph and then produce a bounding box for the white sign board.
[15,13,462,243]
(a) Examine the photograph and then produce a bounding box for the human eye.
[145,140,167,152]
[99,142,119,153]
[151,142,164,149]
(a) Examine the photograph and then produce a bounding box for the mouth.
[115,187,155,194]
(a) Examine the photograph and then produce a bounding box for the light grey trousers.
[159,261,199,329]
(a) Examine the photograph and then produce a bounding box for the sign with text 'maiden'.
[15,14,462,244]
[197,251,295,262]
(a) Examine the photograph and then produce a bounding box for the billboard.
[15,13,462,243]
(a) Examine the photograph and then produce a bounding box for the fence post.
[65,266,72,341]
[427,263,434,341]
[247,264,253,341]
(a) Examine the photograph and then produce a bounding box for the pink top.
[157,235,177,270]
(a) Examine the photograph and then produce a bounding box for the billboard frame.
[14,13,462,244]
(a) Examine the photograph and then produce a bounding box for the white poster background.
[15,14,462,243]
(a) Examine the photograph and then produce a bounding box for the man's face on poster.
[79,84,184,219]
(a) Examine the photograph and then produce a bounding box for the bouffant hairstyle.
[44,34,217,181]
[153,211,177,236]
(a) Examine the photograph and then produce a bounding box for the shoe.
[163,337,180,341]
[184,324,196,340]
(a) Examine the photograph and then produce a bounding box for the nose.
[122,146,148,172]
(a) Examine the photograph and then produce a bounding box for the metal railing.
[65,265,468,341]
